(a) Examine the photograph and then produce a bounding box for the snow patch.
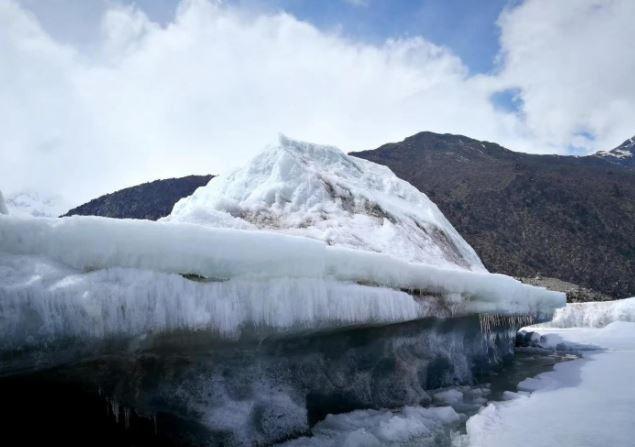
[541,297,635,328]
[458,322,635,447]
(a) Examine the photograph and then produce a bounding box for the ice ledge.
[0,215,565,317]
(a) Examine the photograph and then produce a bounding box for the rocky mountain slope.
[352,132,635,298]
[64,175,212,220]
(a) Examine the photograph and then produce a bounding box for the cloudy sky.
[1,0,634,205]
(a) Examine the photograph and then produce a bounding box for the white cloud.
[0,0,633,206]
[496,0,635,152]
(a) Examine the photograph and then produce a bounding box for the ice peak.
[166,138,485,271]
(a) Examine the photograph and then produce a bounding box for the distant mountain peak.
[593,136,635,168]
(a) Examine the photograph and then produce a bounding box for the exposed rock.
[64,175,213,220]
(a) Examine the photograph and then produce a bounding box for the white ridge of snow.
[165,136,485,272]
[0,190,7,215]
[0,214,564,319]
[540,297,635,328]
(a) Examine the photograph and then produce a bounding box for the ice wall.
[0,215,564,323]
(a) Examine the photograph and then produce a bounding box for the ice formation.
[166,136,485,271]
[0,138,568,445]
[542,297,635,328]
[0,137,564,360]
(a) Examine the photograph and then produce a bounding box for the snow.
[166,136,485,271]
[4,190,71,218]
[0,214,564,324]
[542,297,635,328]
[0,190,7,215]
[279,406,462,447]
[457,321,635,447]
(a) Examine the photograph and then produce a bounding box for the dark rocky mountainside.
[352,132,635,298]
[64,175,213,220]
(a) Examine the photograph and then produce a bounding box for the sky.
[1,0,634,206]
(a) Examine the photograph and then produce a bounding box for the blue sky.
[230,0,510,74]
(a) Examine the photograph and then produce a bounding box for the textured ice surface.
[279,406,462,447]
[0,215,564,329]
[457,321,635,447]
[542,297,635,328]
[166,136,485,271]
[0,253,436,356]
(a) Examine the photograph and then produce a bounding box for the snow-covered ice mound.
[166,136,484,271]
[541,297,635,328]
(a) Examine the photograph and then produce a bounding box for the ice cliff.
[0,138,565,445]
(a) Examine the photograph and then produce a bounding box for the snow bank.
[0,214,564,318]
[542,297,635,328]
[0,190,7,215]
[458,322,635,447]
[166,136,485,271]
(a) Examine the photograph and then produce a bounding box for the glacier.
[0,138,565,445]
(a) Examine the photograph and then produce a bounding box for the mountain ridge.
[60,132,634,297]
[351,131,634,298]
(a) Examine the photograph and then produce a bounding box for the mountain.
[591,136,635,169]
[63,174,213,220]
[351,132,635,298]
